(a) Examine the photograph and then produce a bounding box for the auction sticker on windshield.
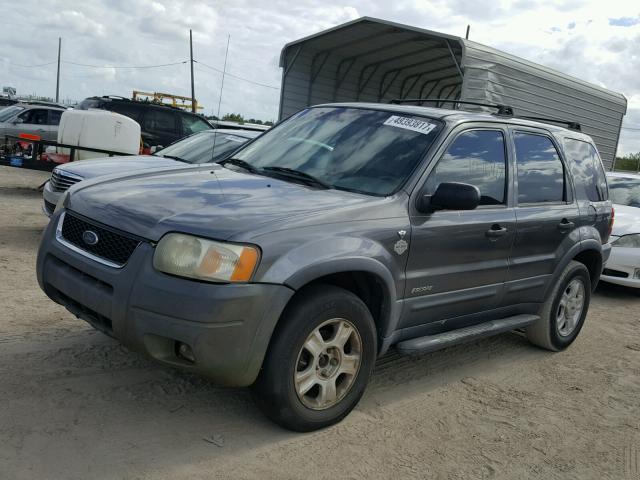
[383,116,437,135]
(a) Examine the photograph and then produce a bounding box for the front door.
[401,126,516,331]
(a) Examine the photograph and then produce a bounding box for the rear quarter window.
[563,138,608,202]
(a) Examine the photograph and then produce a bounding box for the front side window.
[181,114,211,135]
[607,176,640,208]
[424,129,507,206]
[19,109,48,125]
[515,132,566,204]
[231,107,442,196]
[563,138,608,202]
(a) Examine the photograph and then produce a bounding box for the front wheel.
[252,285,377,432]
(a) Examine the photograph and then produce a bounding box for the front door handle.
[558,219,575,232]
[486,224,508,238]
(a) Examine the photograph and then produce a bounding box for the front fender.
[258,234,406,342]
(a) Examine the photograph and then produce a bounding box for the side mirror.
[149,145,163,154]
[13,117,24,124]
[417,182,481,213]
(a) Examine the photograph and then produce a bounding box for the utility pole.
[465,25,470,40]
[217,34,230,119]
[189,29,196,113]
[55,37,61,103]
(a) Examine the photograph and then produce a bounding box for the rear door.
[45,109,63,141]
[503,128,581,305]
[402,125,516,330]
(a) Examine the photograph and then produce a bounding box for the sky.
[2,0,640,155]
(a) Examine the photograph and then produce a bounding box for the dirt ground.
[0,166,639,480]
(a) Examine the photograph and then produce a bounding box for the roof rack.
[518,116,581,131]
[389,98,514,116]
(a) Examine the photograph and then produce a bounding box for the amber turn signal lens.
[230,247,260,282]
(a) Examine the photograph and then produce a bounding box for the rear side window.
[563,138,608,201]
[143,109,177,133]
[514,132,565,204]
[109,103,142,123]
[48,110,63,126]
[425,129,507,205]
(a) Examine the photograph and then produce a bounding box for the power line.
[8,60,57,68]
[621,126,640,131]
[62,60,188,69]
[195,60,279,90]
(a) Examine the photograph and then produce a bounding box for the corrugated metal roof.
[279,16,627,168]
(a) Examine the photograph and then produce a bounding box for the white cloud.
[1,0,639,153]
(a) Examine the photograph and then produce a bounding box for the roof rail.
[518,116,581,131]
[389,98,514,116]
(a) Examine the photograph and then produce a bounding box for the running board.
[396,314,539,355]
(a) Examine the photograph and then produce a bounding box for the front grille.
[43,199,55,215]
[50,170,82,192]
[602,268,629,278]
[61,212,141,266]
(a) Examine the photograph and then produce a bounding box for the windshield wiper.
[161,154,191,163]
[219,157,260,174]
[262,166,331,189]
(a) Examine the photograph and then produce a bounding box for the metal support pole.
[55,38,61,103]
[189,30,196,113]
[466,25,470,40]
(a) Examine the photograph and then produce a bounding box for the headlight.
[612,234,640,248]
[54,190,70,214]
[153,233,260,282]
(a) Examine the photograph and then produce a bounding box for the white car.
[601,172,640,288]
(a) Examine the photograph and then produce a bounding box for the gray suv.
[36,103,613,431]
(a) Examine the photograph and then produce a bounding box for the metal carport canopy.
[278,16,627,168]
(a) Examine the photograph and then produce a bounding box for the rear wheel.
[252,285,376,432]
[527,260,591,351]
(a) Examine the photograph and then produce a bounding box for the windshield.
[230,107,442,196]
[608,176,640,207]
[0,105,24,122]
[155,131,254,163]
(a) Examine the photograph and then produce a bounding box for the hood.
[67,164,375,241]
[612,204,640,237]
[57,155,184,179]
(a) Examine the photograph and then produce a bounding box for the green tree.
[614,152,640,172]
[222,113,245,124]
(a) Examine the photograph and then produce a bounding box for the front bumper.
[601,246,640,289]
[42,181,61,217]
[36,211,295,386]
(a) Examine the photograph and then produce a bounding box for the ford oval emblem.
[82,230,99,246]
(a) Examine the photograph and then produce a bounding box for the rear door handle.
[486,224,508,238]
[558,219,575,232]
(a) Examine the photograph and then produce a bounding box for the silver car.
[42,128,260,216]
[0,103,67,143]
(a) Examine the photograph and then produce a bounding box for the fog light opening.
[176,341,196,364]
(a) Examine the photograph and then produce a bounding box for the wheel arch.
[283,259,402,354]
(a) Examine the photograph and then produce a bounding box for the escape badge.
[394,230,408,255]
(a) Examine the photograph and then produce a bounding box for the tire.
[526,260,591,351]
[252,284,377,432]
